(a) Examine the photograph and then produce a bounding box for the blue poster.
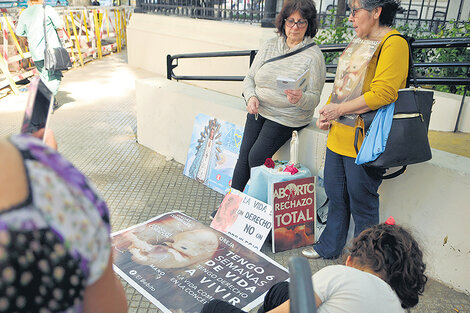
[184,114,244,194]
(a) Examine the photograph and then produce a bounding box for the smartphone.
[20,77,54,142]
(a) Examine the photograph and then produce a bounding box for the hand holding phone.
[20,77,54,143]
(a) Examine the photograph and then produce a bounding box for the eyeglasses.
[350,7,367,17]
[284,18,308,28]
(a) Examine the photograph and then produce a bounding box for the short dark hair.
[352,0,401,26]
[348,223,427,309]
[275,0,318,39]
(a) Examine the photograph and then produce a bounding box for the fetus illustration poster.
[184,114,244,194]
[112,212,289,313]
[331,37,380,126]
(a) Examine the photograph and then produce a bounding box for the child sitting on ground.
[201,220,427,313]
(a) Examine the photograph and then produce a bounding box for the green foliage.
[314,8,353,65]
[315,12,469,95]
[398,19,470,95]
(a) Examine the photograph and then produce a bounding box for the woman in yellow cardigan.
[302,0,409,259]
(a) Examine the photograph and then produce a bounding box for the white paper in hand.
[277,69,309,94]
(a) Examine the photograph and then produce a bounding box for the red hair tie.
[385,216,395,225]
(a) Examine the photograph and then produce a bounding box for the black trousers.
[200,281,289,313]
[231,113,307,192]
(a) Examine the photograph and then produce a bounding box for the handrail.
[167,38,470,86]
[166,50,256,80]
[166,37,470,132]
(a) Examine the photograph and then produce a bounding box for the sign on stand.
[272,177,315,253]
[210,190,272,251]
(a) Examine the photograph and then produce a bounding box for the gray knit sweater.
[243,35,326,127]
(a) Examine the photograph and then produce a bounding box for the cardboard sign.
[332,37,381,127]
[112,212,289,313]
[272,177,315,253]
[183,114,244,194]
[211,190,272,251]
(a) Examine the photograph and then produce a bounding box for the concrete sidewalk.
[0,50,469,313]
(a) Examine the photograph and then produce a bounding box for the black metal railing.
[167,37,470,132]
[316,0,470,30]
[136,0,266,23]
[136,0,469,30]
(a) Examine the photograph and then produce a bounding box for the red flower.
[264,158,275,169]
[283,164,299,175]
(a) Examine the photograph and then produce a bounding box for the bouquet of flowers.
[263,158,299,175]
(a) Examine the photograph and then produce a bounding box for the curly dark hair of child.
[348,223,427,309]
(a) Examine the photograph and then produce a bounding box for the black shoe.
[209,210,218,220]
[52,99,60,113]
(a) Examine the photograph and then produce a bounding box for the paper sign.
[276,68,309,94]
[210,190,272,251]
[112,212,289,313]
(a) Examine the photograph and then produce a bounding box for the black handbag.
[354,34,435,179]
[43,3,72,71]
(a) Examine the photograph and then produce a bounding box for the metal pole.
[261,0,276,27]
[431,0,438,22]
[442,0,449,21]
[418,0,425,26]
[167,55,172,80]
[405,0,412,24]
[456,0,464,22]
[249,49,256,66]
[454,85,468,133]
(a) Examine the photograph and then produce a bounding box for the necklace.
[366,27,391,41]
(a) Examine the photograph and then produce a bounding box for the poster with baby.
[331,37,381,127]
[184,114,244,194]
[112,212,289,313]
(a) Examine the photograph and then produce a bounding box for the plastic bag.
[355,102,395,165]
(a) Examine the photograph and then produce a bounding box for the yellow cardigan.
[326,30,409,158]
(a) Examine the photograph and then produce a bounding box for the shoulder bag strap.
[43,5,64,49]
[376,33,415,88]
[242,41,316,99]
[43,2,48,50]
[262,41,316,66]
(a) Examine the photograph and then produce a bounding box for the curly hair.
[348,223,427,309]
[275,0,318,39]
[351,0,401,26]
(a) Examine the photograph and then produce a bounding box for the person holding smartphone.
[0,134,128,312]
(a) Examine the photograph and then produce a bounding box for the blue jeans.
[231,113,307,192]
[314,148,385,259]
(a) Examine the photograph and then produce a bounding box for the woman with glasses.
[230,0,326,193]
[302,0,408,260]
